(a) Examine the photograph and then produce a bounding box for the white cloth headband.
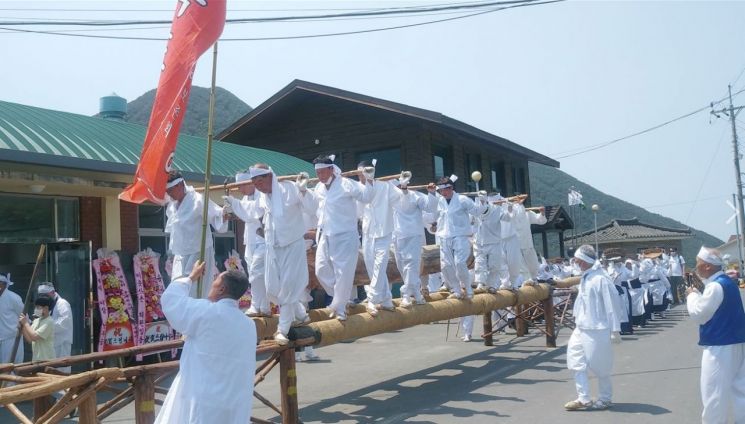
[574,250,596,265]
[166,177,184,189]
[38,284,54,294]
[436,184,452,190]
[0,273,11,286]
[314,163,333,170]
[248,167,271,179]
[697,246,723,266]
[235,172,251,183]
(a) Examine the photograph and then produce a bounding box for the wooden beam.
[279,348,299,424]
[482,311,493,346]
[6,402,33,424]
[542,292,557,348]
[134,373,155,424]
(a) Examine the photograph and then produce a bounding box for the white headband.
[574,250,596,265]
[0,273,11,286]
[697,246,723,266]
[248,166,271,179]
[38,284,54,294]
[235,172,251,183]
[166,177,184,189]
[436,184,453,190]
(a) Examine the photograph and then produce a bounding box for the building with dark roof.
[566,218,693,255]
[0,99,312,358]
[219,79,559,196]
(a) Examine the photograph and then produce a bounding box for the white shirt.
[307,176,374,236]
[512,203,547,249]
[393,191,437,239]
[573,266,622,332]
[165,188,228,255]
[435,193,483,239]
[686,271,725,325]
[51,294,73,345]
[473,203,510,246]
[668,254,685,277]
[0,288,23,340]
[359,181,402,239]
[259,181,316,248]
[157,277,256,424]
[225,194,265,257]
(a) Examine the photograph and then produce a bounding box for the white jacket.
[393,191,437,239]
[307,176,374,236]
[512,203,547,250]
[359,181,402,239]
[165,188,228,255]
[434,193,484,239]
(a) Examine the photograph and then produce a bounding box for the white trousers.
[362,234,393,306]
[172,248,217,299]
[0,336,23,364]
[502,236,523,287]
[55,342,72,374]
[394,235,424,300]
[566,328,613,403]
[461,315,475,337]
[440,236,472,294]
[520,247,541,280]
[474,242,503,288]
[266,239,309,335]
[315,231,360,316]
[246,243,269,314]
[700,343,745,424]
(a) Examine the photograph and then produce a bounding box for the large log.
[309,284,551,347]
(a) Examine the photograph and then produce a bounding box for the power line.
[643,194,728,210]
[552,87,745,160]
[0,0,544,26]
[0,0,562,42]
[684,125,728,225]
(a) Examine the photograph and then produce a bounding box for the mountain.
[529,162,723,262]
[124,86,252,138]
[125,87,722,262]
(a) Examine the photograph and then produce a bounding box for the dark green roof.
[0,100,312,178]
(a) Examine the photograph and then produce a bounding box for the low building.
[0,98,312,358]
[566,218,693,258]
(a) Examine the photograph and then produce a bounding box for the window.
[0,194,79,243]
[431,145,453,180]
[465,152,482,192]
[491,161,506,195]
[512,166,526,195]
[356,147,401,177]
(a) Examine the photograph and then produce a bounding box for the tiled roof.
[566,218,692,244]
[0,100,313,178]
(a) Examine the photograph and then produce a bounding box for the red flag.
[119,0,226,204]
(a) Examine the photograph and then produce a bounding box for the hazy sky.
[2,0,745,241]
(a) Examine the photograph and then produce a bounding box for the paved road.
[2,301,710,423]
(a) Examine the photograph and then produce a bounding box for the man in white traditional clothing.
[223,171,270,317]
[356,160,403,316]
[667,247,686,304]
[473,193,511,293]
[607,257,633,335]
[165,171,228,299]
[499,200,523,290]
[392,174,437,307]
[511,201,547,282]
[564,245,622,411]
[686,246,745,424]
[0,273,23,363]
[249,164,315,345]
[302,154,373,321]
[37,283,73,373]
[434,175,484,299]
[156,260,255,424]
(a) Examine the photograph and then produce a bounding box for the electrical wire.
[552,87,745,160]
[684,125,728,225]
[0,0,562,41]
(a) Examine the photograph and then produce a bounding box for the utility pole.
[712,85,745,270]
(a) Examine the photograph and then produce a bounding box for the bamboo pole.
[196,41,220,299]
[8,243,46,364]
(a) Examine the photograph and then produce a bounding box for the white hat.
[235,171,251,183]
[38,283,55,294]
[697,246,724,266]
[0,273,12,286]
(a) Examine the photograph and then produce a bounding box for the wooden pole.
[196,41,219,298]
[8,243,46,364]
[542,289,556,348]
[515,304,527,337]
[482,311,493,346]
[279,348,299,424]
[134,373,156,424]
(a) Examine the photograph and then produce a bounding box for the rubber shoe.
[366,302,379,317]
[461,334,472,342]
[564,399,592,411]
[415,297,427,305]
[400,297,413,308]
[380,303,396,312]
[591,400,612,410]
[274,333,289,346]
[304,351,321,361]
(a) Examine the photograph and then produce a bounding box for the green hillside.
[124,86,252,138]
[529,162,723,263]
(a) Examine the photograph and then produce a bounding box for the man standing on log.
[565,244,622,411]
[250,164,315,345]
[434,175,484,299]
[686,246,745,424]
[222,170,270,317]
[303,154,374,321]
[156,260,256,424]
[164,171,228,299]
